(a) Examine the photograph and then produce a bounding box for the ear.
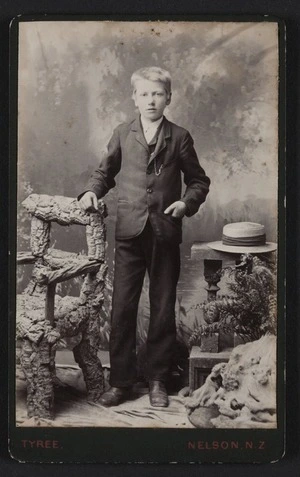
[166,92,172,106]
[132,91,138,107]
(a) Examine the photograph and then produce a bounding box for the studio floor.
[16,361,193,429]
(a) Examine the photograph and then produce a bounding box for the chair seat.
[17,291,87,347]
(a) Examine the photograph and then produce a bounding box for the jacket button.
[147,188,153,193]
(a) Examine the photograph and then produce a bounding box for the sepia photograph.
[14,19,280,435]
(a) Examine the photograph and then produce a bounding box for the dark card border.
[8,13,286,465]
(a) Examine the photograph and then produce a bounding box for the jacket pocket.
[150,212,182,244]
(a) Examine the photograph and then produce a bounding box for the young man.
[79,66,210,407]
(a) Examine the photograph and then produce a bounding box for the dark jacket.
[86,115,210,243]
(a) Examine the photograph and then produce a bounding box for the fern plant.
[189,256,277,347]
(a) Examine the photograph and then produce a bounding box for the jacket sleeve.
[178,131,210,217]
[80,126,122,200]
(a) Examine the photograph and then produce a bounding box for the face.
[133,79,171,122]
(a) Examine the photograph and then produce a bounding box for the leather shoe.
[99,387,131,407]
[149,380,169,407]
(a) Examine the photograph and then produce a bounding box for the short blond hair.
[131,67,172,95]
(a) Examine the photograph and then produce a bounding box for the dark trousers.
[109,219,180,387]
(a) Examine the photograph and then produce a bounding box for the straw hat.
[208,222,277,254]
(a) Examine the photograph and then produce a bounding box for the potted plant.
[188,255,277,350]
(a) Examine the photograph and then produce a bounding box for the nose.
[148,96,155,105]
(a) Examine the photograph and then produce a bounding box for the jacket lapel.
[148,117,171,166]
[130,115,149,151]
[130,115,172,162]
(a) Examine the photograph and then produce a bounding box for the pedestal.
[199,333,219,353]
[189,346,231,392]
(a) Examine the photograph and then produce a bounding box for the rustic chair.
[16,194,107,420]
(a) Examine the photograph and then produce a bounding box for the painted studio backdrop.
[17,20,278,296]
[16,21,279,428]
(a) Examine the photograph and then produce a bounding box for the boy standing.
[79,67,210,407]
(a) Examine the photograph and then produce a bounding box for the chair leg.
[20,338,55,420]
[73,339,104,402]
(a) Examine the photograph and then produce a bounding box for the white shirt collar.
[140,116,164,143]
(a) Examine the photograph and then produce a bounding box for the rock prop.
[185,334,276,428]
[17,194,108,420]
